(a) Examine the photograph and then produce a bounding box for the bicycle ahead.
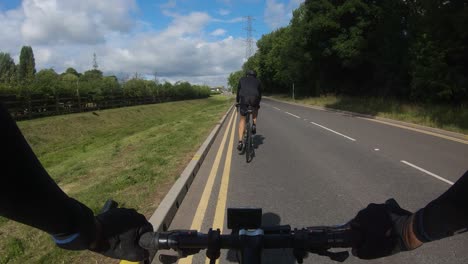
[236,103,255,163]
[139,208,361,264]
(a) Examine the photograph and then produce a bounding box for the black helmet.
[246,70,257,77]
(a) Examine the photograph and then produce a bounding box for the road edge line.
[265,96,468,144]
[148,103,235,232]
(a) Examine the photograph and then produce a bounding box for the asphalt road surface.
[156,98,468,264]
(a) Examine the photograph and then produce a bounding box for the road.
[156,98,468,264]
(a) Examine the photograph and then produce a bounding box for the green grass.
[0,95,233,263]
[271,95,468,135]
[0,238,25,264]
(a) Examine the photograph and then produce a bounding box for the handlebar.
[139,224,361,263]
[99,200,361,263]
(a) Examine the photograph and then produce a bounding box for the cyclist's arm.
[258,81,262,101]
[413,170,468,242]
[236,80,241,103]
[0,103,96,248]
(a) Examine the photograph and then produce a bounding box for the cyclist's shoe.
[237,141,243,151]
[252,124,257,135]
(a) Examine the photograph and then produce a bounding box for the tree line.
[229,0,468,105]
[0,46,212,102]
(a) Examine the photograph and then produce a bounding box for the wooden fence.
[0,94,193,121]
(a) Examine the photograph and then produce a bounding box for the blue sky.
[0,0,304,86]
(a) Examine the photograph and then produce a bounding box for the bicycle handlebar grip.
[100,199,118,213]
[139,232,159,250]
[328,225,362,248]
[307,225,362,248]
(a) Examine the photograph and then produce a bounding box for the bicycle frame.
[242,107,255,163]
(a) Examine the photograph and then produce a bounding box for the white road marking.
[273,107,281,111]
[401,160,454,185]
[358,117,468,145]
[285,112,301,119]
[310,122,357,141]
[374,148,380,151]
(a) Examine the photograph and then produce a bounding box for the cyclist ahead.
[236,70,262,151]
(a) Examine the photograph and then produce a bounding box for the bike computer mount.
[227,208,262,230]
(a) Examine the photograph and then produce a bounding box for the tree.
[34,69,61,96]
[0,52,17,85]
[18,46,36,83]
[60,73,79,96]
[79,69,104,97]
[407,0,468,104]
[101,76,122,97]
[64,67,80,77]
[123,78,151,97]
[174,81,195,99]
[228,70,244,93]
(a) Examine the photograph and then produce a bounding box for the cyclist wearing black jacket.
[1,102,467,261]
[236,70,261,151]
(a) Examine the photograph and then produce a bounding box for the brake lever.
[310,249,349,263]
[159,248,202,263]
[159,254,179,264]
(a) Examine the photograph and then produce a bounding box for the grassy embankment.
[0,95,233,264]
[271,95,468,135]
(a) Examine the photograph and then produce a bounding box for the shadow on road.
[225,212,296,263]
[253,134,265,149]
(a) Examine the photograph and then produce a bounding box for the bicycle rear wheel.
[245,121,251,163]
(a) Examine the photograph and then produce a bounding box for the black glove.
[91,208,154,261]
[349,199,419,259]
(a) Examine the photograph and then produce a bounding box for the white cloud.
[0,8,24,55]
[218,8,230,16]
[264,0,304,29]
[162,12,211,38]
[160,0,177,9]
[211,29,227,36]
[20,0,136,45]
[0,1,246,87]
[212,17,244,23]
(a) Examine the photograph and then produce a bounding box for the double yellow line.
[121,110,237,264]
[180,110,238,264]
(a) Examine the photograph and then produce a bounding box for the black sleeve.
[414,170,468,242]
[236,80,241,103]
[0,103,96,249]
[258,81,262,101]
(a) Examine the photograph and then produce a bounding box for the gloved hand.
[349,199,423,259]
[91,208,154,261]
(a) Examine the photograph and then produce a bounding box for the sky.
[0,0,304,87]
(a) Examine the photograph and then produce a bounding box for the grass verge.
[0,95,233,264]
[271,95,468,135]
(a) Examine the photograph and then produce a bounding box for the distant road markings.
[359,117,468,145]
[374,148,380,151]
[310,122,357,142]
[273,107,281,111]
[178,111,235,264]
[285,112,301,119]
[401,160,454,185]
